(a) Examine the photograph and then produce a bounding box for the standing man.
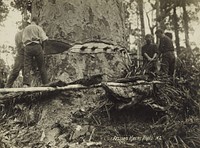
[155,29,175,77]
[22,17,49,87]
[141,34,158,74]
[0,59,7,88]
[5,22,28,88]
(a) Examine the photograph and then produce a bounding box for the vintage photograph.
[0,0,199,147]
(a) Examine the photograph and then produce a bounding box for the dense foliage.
[0,0,9,24]
[10,0,32,13]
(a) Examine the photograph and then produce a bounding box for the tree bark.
[137,0,145,43]
[136,0,145,66]
[156,0,161,28]
[30,0,128,86]
[32,0,126,46]
[159,0,166,30]
[173,6,180,54]
[182,1,191,50]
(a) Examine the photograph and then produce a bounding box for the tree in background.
[0,0,9,25]
[136,0,145,44]
[172,5,180,53]
[11,0,32,26]
[126,0,146,66]
[0,0,9,87]
[179,0,200,51]
[154,0,200,51]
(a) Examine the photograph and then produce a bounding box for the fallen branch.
[0,81,168,105]
[0,81,164,94]
[0,84,100,94]
[0,84,102,103]
[106,81,166,86]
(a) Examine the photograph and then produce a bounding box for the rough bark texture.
[137,0,145,43]
[156,0,161,28]
[30,0,128,86]
[30,50,128,86]
[173,6,180,53]
[32,0,126,46]
[182,1,191,50]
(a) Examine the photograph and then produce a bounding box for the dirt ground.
[0,87,166,148]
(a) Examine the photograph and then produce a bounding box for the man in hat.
[155,29,175,77]
[0,59,7,88]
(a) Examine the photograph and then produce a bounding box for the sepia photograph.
[0,0,199,147]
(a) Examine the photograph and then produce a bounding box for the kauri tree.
[12,0,129,86]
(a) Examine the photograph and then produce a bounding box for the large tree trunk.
[30,0,128,86]
[32,0,126,46]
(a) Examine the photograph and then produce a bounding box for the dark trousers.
[143,60,157,73]
[161,51,175,77]
[23,43,48,86]
[0,70,6,88]
[6,49,24,88]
